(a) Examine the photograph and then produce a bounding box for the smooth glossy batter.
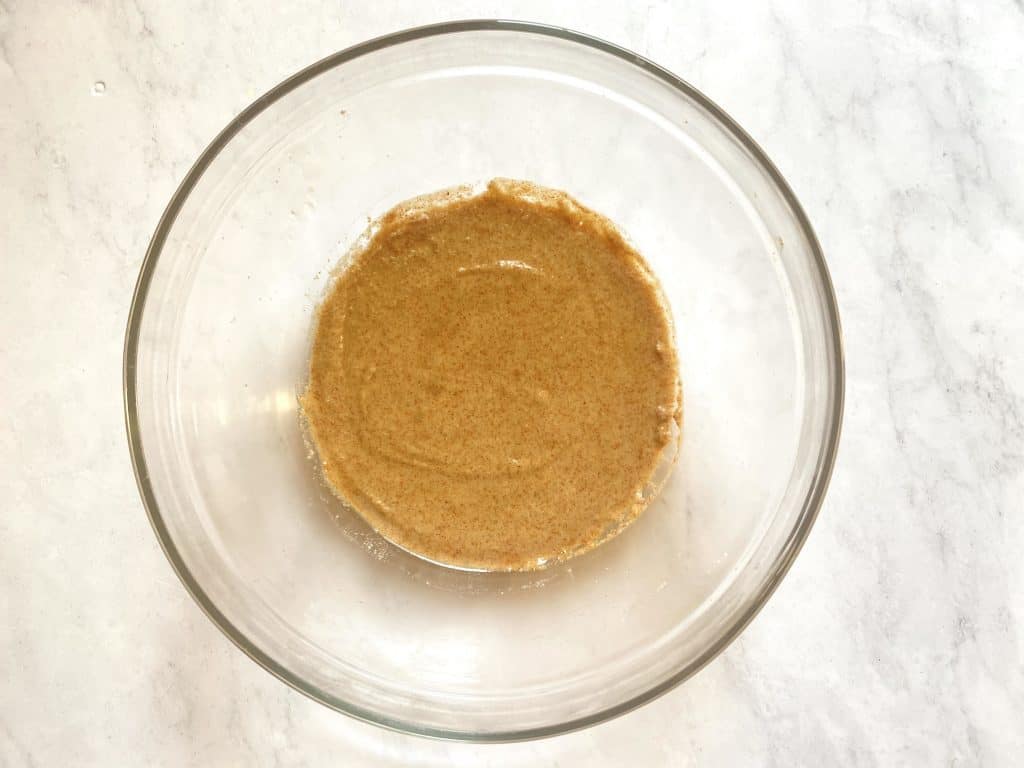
[302,179,681,571]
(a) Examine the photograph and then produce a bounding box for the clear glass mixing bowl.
[124,21,844,740]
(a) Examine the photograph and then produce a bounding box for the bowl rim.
[123,18,845,742]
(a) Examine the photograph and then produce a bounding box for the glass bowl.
[124,20,843,741]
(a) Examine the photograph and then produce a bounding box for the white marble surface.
[2,0,1023,764]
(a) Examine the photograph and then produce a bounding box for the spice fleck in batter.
[301,179,681,571]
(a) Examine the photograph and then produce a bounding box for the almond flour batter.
[301,179,681,571]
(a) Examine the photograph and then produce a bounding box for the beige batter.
[301,179,681,571]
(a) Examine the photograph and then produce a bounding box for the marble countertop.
[3,1,1023,764]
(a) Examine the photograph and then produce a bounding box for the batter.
[301,179,681,571]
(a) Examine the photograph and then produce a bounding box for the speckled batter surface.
[301,179,681,571]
